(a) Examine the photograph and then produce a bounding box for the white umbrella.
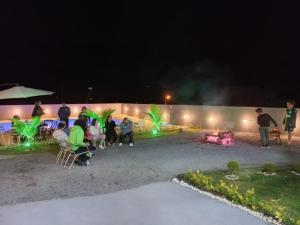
[0,86,54,99]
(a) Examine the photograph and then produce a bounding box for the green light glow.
[146,105,163,136]
[24,142,32,147]
[13,117,41,147]
[84,108,115,130]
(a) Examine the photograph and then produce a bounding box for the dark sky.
[1,1,300,106]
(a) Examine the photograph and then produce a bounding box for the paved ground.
[0,182,271,225]
[0,132,299,206]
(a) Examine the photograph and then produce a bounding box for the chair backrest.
[52,120,59,130]
[0,125,5,133]
[57,139,70,151]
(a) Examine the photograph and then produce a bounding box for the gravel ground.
[0,132,299,206]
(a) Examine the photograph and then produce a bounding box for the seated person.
[53,122,69,147]
[105,115,117,146]
[119,117,134,147]
[68,119,91,166]
[87,119,106,149]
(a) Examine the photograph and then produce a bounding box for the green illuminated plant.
[146,105,163,135]
[84,108,115,128]
[12,117,41,146]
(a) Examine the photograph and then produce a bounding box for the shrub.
[227,161,240,174]
[293,164,300,173]
[261,163,277,174]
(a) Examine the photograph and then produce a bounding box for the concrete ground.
[0,182,271,225]
[0,132,299,206]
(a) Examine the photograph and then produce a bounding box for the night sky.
[1,1,299,106]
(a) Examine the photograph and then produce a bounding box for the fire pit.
[204,131,234,146]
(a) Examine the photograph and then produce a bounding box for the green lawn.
[179,166,300,225]
[0,130,182,155]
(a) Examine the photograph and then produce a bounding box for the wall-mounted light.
[44,108,50,114]
[96,107,101,112]
[135,108,139,114]
[208,117,214,122]
[124,106,129,113]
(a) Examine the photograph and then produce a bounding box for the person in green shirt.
[283,100,297,145]
[68,119,91,166]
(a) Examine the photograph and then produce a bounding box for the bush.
[293,164,300,173]
[261,163,276,174]
[227,161,240,174]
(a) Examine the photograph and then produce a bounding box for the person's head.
[57,122,66,130]
[255,107,263,114]
[91,119,97,126]
[107,115,112,122]
[287,100,296,109]
[62,102,66,107]
[35,100,41,106]
[81,106,87,112]
[123,117,128,124]
[74,119,87,131]
[12,115,20,121]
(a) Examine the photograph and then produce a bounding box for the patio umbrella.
[0,86,54,99]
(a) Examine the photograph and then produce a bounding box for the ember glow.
[205,131,234,146]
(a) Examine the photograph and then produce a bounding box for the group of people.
[53,106,135,166]
[256,99,297,148]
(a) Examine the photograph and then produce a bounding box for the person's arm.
[67,107,71,117]
[257,116,260,125]
[268,114,277,127]
[58,108,62,117]
[290,109,297,128]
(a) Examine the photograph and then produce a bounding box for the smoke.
[160,60,233,105]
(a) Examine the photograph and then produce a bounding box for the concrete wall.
[121,103,300,135]
[0,103,121,120]
[0,103,299,135]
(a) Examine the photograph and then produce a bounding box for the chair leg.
[63,152,72,167]
[61,151,70,165]
[56,150,63,163]
[69,155,78,169]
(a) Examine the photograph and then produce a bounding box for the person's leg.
[119,133,125,144]
[74,147,90,162]
[288,130,292,145]
[265,127,270,147]
[128,132,134,144]
[259,128,265,147]
[112,132,117,143]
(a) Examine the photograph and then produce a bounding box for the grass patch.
[178,166,300,225]
[0,130,182,155]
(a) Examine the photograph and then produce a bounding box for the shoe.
[119,143,123,147]
[99,145,105,150]
[85,160,90,166]
[129,143,134,147]
[261,145,265,148]
[265,145,270,149]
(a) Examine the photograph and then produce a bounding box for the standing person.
[31,100,44,118]
[283,100,297,145]
[78,106,90,125]
[105,115,117,147]
[68,119,91,166]
[119,117,134,147]
[256,108,278,148]
[58,103,71,128]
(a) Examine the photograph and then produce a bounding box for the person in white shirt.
[53,122,69,147]
[88,119,106,149]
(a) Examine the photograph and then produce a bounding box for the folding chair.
[56,140,71,165]
[63,147,90,169]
